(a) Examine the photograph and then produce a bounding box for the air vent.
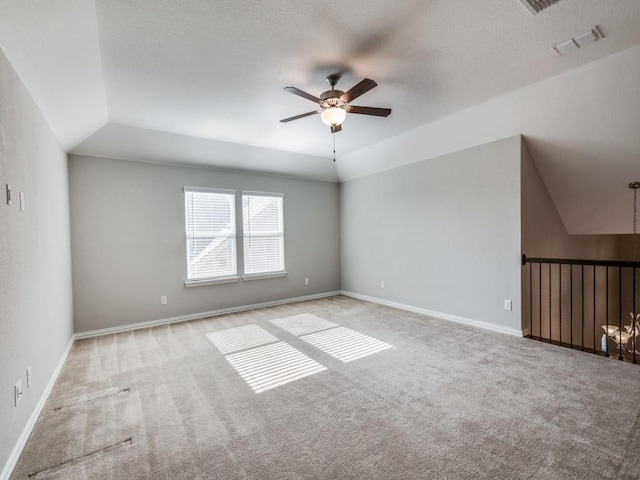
[517,0,561,15]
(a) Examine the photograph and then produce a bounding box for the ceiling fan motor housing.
[320,89,346,109]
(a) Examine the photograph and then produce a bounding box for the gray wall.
[68,155,341,333]
[0,48,74,473]
[340,136,523,331]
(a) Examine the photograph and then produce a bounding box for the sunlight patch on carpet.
[301,326,394,363]
[206,324,279,354]
[270,313,338,336]
[225,342,327,393]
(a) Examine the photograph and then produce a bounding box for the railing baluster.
[634,267,637,364]
[581,265,585,351]
[593,266,596,354]
[539,263,542,341]
[549,263,552,343]
[559,263,562,346]
[529,263,533,338]
[570,265,573,348]
[619,267,623,361]
[605,266,609,357]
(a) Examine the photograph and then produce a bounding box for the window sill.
[185,276,240,288]
[242,271,288,281]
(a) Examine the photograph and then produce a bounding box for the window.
[242,192,285,277]
[184,187,237,284]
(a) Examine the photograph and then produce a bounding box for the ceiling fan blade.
[347,106,392,117]
[280,110,321,123]
[341,78,377,103]
[284,87,322,104]
[331,124,342,133]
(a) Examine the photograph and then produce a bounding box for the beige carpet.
[11,296,640,479]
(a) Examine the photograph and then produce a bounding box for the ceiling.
[1,0,639,233]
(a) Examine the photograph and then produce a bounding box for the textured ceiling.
[0,0,639,232]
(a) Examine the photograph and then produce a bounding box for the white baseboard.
[0,335,75,480]
[74,291,342,339]
[340,290,524,337]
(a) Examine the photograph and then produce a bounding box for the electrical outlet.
[504,299,512,311]
[160,296,167,306]
[380,280,385,289]
[304,278,309,286]
[14,379,23,406]
[27,366,32,388]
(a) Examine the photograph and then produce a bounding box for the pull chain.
[333,131,336,162]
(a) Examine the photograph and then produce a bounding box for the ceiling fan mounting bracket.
[326,73,341,88]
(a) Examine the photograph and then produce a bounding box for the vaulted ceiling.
[1,0,639,233]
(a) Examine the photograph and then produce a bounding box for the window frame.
[241,191,286,280]
[183,186,240,287]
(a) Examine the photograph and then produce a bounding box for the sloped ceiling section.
[0,0,639,232]
[0,0,108,150]
[73,124,338,182]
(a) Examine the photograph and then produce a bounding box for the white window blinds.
[242,192,285,275]
[184,188,237,280]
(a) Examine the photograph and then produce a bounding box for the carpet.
[10,295,640,479]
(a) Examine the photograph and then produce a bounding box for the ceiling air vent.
[517,0,561,15]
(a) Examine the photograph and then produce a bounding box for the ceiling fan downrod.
[326,74,340,90]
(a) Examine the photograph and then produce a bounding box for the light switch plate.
[14,379,22,406]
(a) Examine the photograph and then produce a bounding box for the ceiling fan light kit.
[320,107,347,127]
[280,73,391,133]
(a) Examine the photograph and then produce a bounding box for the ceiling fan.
[280,74,392,133]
